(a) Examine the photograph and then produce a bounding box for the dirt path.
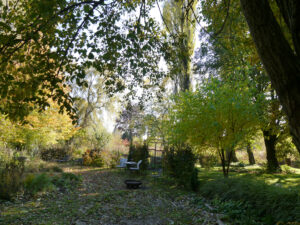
[0,167,220,225]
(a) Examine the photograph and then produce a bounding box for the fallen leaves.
[0,166,221,224]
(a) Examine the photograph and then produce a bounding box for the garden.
[1,0,300,224]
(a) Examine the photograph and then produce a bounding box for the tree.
[72,68,116,128]
[163,0,197,92]
[114,102,144,144]
[196,0,290,171]
[246,141,256,165]
[169,78,260,177]
[0,101,77,152]
[240,0,300,154]
[0,0,165,121]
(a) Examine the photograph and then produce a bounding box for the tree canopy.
[0,0,165,121]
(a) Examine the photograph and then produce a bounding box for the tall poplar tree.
[163,0,198,92]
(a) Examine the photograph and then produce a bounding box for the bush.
[128,144,149,171]
[163,145,198,190]
[24,173,54,195]
[110,150,122,168]
[199,177,300,223]
[102,150,122,168]
[24,172,82,195]
[0,157,25,200]
[40,147,70,161]
[191,167,200,192]
[198,153,218,169]
[82,149,104,167]
[51,172,82,191]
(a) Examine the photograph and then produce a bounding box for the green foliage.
[51,172,82,191]
[162,0,198,91]
[199,177,300,223]
[163,145,198,190]
[0,103,77,154]
[101,150,122,168]
[82,149,104,167]
[209,198,258,225]
[71,125,111,155]
[24,172,82,196]
[100,133,129,168]
[127,144,149,171]
[168,78,260,176]
[276,137,299,162]
[198,150,219,169]
[0,157,25,200]
[24,173,54,196]
[0,0,165,121]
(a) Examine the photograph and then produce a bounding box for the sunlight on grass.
[81,192,100,197]
[199,165,300,191]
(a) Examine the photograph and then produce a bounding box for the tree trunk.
[232,150,238,162]
[226,149,238,162]
[240,0,300,154]
[246,143,256,165]
[220,148,228,178]
[263,129,281,172]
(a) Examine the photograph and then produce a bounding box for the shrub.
[40,147,70,161]
[163,145,198,190]
[191,168,200,192]
[199,177,300,223]
[198,153,218,169]
[101,149,124,168]
[24,172,81,196]
[24,173,54,195]
[51,172,82,191]
[82,149,104,167]
[0,157,25,200]
[127,144,149,170]
[108,150,122,168]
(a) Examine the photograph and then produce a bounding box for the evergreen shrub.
[163,145,198,190]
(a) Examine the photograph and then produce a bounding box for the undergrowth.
[24,172,82,197]
[199,176,300,224]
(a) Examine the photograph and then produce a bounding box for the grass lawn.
[198,164,300,190]
[0,165,220,225]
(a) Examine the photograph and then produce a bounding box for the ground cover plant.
[198,165,300,224]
